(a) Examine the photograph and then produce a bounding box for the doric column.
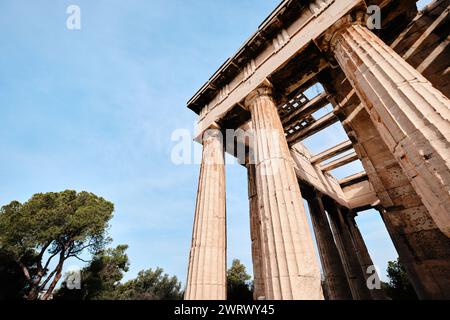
[306,193,352,300]
[379,207,450,299]
[345,211,386,300]
[247,163,265,300]
[321,35,450,299]
[332,23,450,237]
[326,203,371,300]
[185,126,227,300]
[244,82,323,300]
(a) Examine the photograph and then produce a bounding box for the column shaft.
[185,128,227,300]
[247,163,265,300]
[246,84,323,300]
[307,195,352,300]
[345,212,386,300]
[326,204,372,300]
[380,208,450,299]
[322,44,450,299]
[333,24,450,237]
[341,100,450,299]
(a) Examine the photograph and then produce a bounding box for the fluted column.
[245,83,323,300]
[185,126,226,300]
[379,207,450,299]
[332,23,450,237]
[345,211,386,300]
[326,204,371,300]
[307,194,352,300]
[247,163,265,300]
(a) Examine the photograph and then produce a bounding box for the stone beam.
[287,112,339,145]
[233,123,376,210]
[282,92,330,129]
[291,143,349,208]
[341,179,379,211]
[320,151,359,172]
[310,140,354,165]
[339,171,368,187]
[339,172,379,211]
[293,143,376,210]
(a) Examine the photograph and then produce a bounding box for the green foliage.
[81,244,129,300]
[0,190,114,300]
[55,245,129,300]
[227,259,253,301]
[115,268,183,300]
[383,258,418,300]
[55,246,183,300]
[0,249,35,300]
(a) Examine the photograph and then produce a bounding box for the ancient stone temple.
[184,0,450,300]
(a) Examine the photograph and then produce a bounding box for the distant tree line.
[54,244,183,300]
[0,190,253,300]
[0,190,417,300]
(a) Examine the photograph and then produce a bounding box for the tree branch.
[67,254,90,263]
[19,261,32,283]
[37,241,53,266]
[42,250,60,273]
[68,242,95,255]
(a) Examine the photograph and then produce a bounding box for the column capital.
[194,121,222,144]
[244,79,274,109]
[314,8,366,54]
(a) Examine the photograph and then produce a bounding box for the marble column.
[379,207,450,299]
[326,203,372,300]
[244,82,323,300]
[332,23,450,237]
[247,163,265,300]
[307,193,353,300]
[344,211,386,300]
[185,126,227,300]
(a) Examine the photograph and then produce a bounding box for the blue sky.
[0,0,432,286]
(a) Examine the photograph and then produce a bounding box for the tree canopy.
[55,244,130,300]
[227,259,253,301]
[115,268,183,300]
[0,190,114,300]
[383,258,418,300]
[55,245,183,300]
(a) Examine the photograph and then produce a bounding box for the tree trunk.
[21,262,41,300]
[26,287,40,300]
[41,251,66,300]
[41,270,63,300]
